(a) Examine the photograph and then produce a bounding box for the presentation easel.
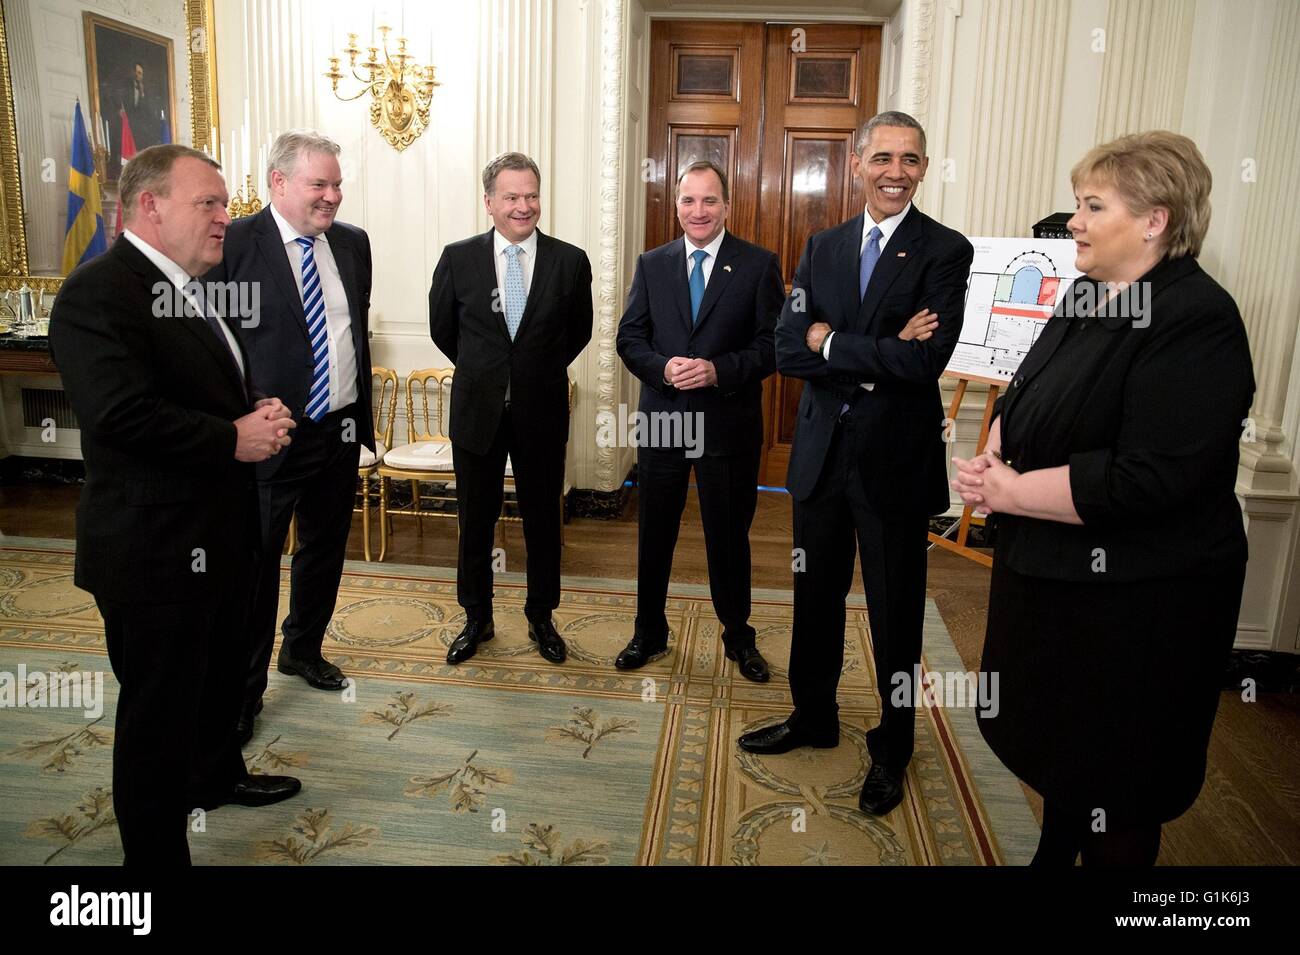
[927,371,1001,568]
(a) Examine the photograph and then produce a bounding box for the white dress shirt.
[684,228,727,286]
[123,228,246,380]
[823,201,913,392]
[270,203,359,412]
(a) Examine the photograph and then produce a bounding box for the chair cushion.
[383,439,454,470]
[358,440,387,468]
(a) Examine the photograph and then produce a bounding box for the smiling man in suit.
[738,112,974,817]
[50,144,302,864]
[206,131,373,743]
[615,160,783,680]
[430,152,593,665]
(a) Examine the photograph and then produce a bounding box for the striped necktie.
[296,236,331,422]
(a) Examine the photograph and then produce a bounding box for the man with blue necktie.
[206,130,374,744]
[615,160,784,680]
[430,152,593,665]
[738,112,973,818]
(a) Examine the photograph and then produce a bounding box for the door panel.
[645,20,880,486]
[757,23,880,487]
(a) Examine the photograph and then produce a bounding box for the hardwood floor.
[3,480,1296,865]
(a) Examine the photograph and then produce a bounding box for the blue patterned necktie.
[188,280,242,381]
[295,236,331,422]
[689,248,708,325]
[504,244,526,339]
[859,225,883,300]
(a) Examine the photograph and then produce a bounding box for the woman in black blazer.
[952,131,1255,866]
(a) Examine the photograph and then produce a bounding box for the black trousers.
[97,590,251,865]
[635,444,761,647]
[453,408,566,621]
[245,403,361,703]
[787,417,929,772]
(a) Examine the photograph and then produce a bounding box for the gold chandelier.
[325,26,440,152]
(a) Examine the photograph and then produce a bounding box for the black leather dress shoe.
[446,618,495,664]
[725,645,771,683]
[198,774,302,811]
[527,617,567,664]
[858,763,905,816]
[236,697,264,747]
[614,633,668,670]
[277,653,347,690]
[737,719,838,754]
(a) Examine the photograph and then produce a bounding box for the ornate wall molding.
[185,0,219,153]
[907,0,935,131]
[593,0,626,492]
[0,3,30,279]
[1235,0,1300,487]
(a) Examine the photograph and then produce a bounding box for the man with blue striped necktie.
[206,131,375,745]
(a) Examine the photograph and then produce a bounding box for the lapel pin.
[897,251,907,257]
[723,265,732,272]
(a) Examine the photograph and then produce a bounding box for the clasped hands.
[951,451,1021,517]
[234,397,297,462]
[663,356,718,390]
[805,308,940,353]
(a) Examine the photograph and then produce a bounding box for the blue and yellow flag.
[61,100,108,273]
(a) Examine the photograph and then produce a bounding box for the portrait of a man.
[83,13,177,181]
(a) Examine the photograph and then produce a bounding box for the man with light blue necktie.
[430,152,593,665]
[615,160,785,681]
[738,112,974,819]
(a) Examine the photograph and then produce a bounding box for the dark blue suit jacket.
[776,205,974,513]
[617,231,783,455]
[51,237,259,602]
[205,206,374,478]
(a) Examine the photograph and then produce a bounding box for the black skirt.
[977,557,1246,826]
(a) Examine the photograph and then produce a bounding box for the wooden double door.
[645,20,882,486]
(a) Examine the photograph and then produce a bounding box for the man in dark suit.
[205,131,373,743]
[615,160,783,680]
[49,144,302,865]
[430,152,593,665]
[738,112,974,817]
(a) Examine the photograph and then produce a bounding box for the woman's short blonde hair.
[1070,130,1212,259]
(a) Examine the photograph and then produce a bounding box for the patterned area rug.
[0,536,1037,865]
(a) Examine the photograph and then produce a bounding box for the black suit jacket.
[994,255,1254,582]
[204,206,374,478]
[429,228,593,455]
[776,205,974,513]
[49,236,259,603]
[616,232,782,455]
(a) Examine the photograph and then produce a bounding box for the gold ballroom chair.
[376,367,458,561]
[375,371,575,560]
[355,366,399,560]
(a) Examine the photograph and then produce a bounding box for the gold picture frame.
[0,0,219,293]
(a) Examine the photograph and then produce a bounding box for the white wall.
[212,0,639,492]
